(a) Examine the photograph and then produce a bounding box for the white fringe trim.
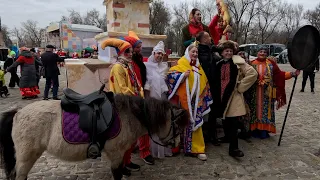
[168,73,185,100]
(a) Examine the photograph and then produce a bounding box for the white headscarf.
[144,41,169,98]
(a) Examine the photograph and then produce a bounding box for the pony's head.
[114,94,189,147]
[143,97,189,147]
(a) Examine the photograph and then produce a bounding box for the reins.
[142,102,178,147]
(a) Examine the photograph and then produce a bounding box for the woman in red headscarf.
[182,8,210,52]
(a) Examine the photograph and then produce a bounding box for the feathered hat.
[120,31,142,49]
[100,38,132,55]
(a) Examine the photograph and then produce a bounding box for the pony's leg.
[15,148,44,180]
[111,161,123,180]
[105,149,126,180]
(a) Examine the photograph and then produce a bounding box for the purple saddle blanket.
[62,110,121,144]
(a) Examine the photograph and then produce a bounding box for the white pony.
[0,94,188,180]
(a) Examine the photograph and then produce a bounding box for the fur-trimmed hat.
[218,40,236,52]
[100,38,132,55]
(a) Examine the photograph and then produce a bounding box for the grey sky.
[0,0,318,29]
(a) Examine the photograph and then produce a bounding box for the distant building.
[42,22,103,52]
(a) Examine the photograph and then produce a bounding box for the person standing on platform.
[182,8,210,52]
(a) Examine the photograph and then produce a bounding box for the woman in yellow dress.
[167,42,212,161]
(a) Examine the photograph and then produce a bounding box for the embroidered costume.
[121,31,154,165]
[167,45,213,155]
[249,58,294,136]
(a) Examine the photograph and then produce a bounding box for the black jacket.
[4,57,16,73]
[198,44,220,91]
[33,55,42,79]
[41,51,62,77]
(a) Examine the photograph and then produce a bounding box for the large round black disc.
[287,25,320,70]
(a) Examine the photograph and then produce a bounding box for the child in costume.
[0,67,9,97]
[144,41,172,158]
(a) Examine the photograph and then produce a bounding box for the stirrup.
[87,143,101,159]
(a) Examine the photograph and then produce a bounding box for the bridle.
[143,103,181,147]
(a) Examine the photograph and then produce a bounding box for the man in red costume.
[122,31,155,165]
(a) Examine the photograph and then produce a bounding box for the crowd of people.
[0,45,63,100]
[0,6,316,179]
[99,6,303,176]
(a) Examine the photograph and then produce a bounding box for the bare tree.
[83,9,107,31]
[172,2,190,24]
[60,9,107,31]
[255,0,285,43]
[242,0,259,43]
[11,27,26,47]
[171,18,187,56]
[1,25,12,47]
[62,10,83,24]
[149,0,171,35]
[21,20,42,47]
[282,3,303,42]
[226,0,259,43]
[304,3,320,30]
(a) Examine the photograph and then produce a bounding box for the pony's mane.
[113,94,172,133]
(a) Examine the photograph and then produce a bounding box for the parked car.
[239,44,258,60]
[276,49,288,64]
[259,43,286,57]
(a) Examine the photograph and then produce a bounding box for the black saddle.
[61,87,115,159]
[61,88,114,134]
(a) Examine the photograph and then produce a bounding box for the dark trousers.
[44,76,59,98]
[302,71,315,90]
[223,117,239,152]
[208,110,218,141]
[8,72,19,88]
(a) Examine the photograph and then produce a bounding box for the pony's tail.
[0,108,18,179]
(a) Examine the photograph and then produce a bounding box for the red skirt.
[20,86,40,97]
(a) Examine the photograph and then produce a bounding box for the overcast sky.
[1,0,318,29]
